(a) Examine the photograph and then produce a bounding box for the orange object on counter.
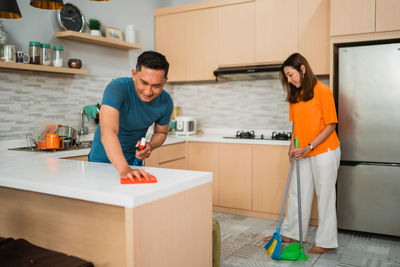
[45,133,64,149]
[120,174,158,184]
[37,141,46,149]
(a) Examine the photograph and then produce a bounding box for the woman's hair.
[279,53,317,103]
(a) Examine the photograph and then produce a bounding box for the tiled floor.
[213,212,400,267]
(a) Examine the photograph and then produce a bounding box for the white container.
[125,24,136,43]
[52,45,63,67]
[90,30,101,36]
[175,116,197,136]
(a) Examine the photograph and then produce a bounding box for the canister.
[40,43,51,65]
[0,45,16,62]
[52,45,63,67]
[29,41,41,64]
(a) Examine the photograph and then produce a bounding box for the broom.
[264,154,295,259]
[280,137,309,261]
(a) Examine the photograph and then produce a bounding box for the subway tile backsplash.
[0,69,328,141]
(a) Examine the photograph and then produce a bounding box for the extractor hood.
[213,63,282,81]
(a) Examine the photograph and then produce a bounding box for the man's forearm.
[148,132,167,150]
[101,131,130,174]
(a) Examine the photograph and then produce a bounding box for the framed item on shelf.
[57,3,85,32]
[105,25,123,40]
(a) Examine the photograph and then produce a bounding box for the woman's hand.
[135,142,153,160]
[292,146,312,160]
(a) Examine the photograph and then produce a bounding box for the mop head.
[264,232,282,259]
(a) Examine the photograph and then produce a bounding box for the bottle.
[134,138,146,166]
[29,41,41,64]
[40,43,51,66]
[52,45,63,67]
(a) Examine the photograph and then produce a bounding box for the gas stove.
[223,130,291,141]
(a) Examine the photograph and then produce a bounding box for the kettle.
[175,116,197,136]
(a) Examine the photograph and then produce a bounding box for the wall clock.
[57,3,85,32]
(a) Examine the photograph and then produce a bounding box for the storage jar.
[40,43,51,65]
[29,41,41,64]
[52,45,63,67]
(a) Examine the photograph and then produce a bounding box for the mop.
[280,137,309,261]
[264,154,295,259]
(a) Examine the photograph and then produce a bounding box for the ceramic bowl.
[68,58,82,69]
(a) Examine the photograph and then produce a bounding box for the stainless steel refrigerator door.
[337,164,400,236]
[338,43,400,163]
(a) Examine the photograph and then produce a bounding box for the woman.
[264,53,341,254]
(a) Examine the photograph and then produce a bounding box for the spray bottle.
[134,138,146,166]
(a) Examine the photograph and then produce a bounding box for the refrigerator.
[335,41,400,237]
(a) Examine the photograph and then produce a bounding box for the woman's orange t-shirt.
[289,81,340,156]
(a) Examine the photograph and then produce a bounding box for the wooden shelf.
[0,61,88,75]
[55,31,142,50]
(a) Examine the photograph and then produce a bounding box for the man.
[88,51,173,179]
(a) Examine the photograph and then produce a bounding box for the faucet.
[78,107,89,136]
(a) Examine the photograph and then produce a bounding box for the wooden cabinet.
[376,0,400,32]
[330,0,375,36]
[145,142,186,169]
[155,13,186,81]
[255,0,298,64]
[219,143,252,210]
[218,2,256,66]
[298,0,330,74]
[188,142,220,205]
[185,8,219,81]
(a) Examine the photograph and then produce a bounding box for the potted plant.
[88,18,101,36]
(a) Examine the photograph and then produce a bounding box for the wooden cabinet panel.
[155,14,186,81]
[219,143,252,210]
[158,158,186,169]
[298,0,330,74]
[256,0,298,63]
[158,142,186,163]
[218,2,256,65]
[188,142,220,205]
[252,145,290,214]
[376,0,400,32]
[185,8,219,81]
[330,0,375,36]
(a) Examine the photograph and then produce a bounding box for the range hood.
[213,63,282,81]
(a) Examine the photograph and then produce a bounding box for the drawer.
[158,142,186,163]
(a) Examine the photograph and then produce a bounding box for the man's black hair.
[136,51,169,78]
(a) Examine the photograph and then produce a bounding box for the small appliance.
[175,116,197,136]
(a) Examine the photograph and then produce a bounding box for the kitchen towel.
[84,105,99,121]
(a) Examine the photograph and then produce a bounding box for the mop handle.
[295,137,304,250]
[277,155,295,229]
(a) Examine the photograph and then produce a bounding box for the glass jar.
[52,45,63,67]
[29,41,41,64]
[40,43,51,66]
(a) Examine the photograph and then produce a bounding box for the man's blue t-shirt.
[88,77,173,165]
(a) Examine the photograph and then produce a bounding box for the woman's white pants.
[281,147,341,248]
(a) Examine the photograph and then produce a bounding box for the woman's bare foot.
[263,235,294,243]
[309,246,329,254]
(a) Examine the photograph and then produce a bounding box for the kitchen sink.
[8,140,93,152]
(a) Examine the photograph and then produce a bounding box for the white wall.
[1,0,171,77]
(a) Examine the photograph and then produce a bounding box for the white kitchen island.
[0,150,212,267]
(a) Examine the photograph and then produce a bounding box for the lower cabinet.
[219,143,252,210]
[188,142,220,205]
[145,142,186,169]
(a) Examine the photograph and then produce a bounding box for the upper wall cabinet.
[298,0,330,75]
[376,0,400,32]
[155,13,186,81]
[331,0,400,36]
[218,2,256,66]
[256,0,298,63]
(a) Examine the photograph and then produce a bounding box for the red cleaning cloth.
[120,174,158,184]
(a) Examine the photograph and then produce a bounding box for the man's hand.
[135,141,152,160]
[120,166,151,180]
